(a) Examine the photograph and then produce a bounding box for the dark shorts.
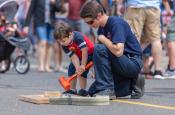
[68,54,93,78]
[142,44,152,57]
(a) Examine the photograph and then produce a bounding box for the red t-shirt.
[62,31,94,58]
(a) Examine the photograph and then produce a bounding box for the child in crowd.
[54,21,94,96]
[0,11,18,71]
[0,12,17,37]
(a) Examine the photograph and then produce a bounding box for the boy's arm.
[81,47,88,67]
[79,47,88,73]
[70,54,80,72]
[74,33,88,72]
[62,46,80,71]
[98,35,124,57]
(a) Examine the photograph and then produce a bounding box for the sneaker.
[93,89,116,100]
[163,69,175,79]
[131,74,145,99]
[154,70,165,80]
[62,89,77,95]
[78,89,89,96]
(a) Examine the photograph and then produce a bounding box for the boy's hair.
[80,0,104,19]
[54,20,72,40]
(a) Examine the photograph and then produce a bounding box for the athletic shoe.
[62,89,77,95]
[93,89,116,100]
[78,89,89,96]
[154,70,165,80]
[163,69,175,79]
[131,74,145,99]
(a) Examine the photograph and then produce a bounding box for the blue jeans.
[89,44,143,97]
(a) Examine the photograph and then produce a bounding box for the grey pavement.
[0,51,175,115]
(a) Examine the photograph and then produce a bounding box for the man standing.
[123,0,163,79]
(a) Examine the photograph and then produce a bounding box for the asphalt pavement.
[0,51,175,115]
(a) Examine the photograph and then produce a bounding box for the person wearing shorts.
[163,0,175,78]
[124,0,163,79]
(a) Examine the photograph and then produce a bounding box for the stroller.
[0,0,30,74]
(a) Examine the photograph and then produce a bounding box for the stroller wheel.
[14,55,30,74]
[0,59,11,73]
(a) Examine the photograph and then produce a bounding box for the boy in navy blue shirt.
[80,1,145,99]
[54,21,94,96]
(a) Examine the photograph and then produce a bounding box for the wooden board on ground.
[49,95,110,106]
[19,91,62,104]
[19,91,110,106]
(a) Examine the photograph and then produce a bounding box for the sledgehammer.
[58,61,93,91]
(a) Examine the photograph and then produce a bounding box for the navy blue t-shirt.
[62,31,86,57]
[98,16,142,56]
[62,31,94,58]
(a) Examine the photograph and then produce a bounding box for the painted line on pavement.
[112,100,175,111]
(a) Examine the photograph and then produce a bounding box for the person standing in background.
[66,0,86,31]
[163,0,175,78]
[15,0,30,29]
[23,0,64,72]
[123,0,164,79]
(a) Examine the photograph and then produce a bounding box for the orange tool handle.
[68,61,93,82]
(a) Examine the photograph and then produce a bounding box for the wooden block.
[49,95,110,106]
[19,91,110,106]
[19,94,49,104]
[44,91,62,97]
[19,91,62,104]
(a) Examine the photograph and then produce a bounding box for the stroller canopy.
[0,0,18,21]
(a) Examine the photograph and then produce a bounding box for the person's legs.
[141,44,153,75]
[165,40,175,77]
[38,40,47,71]
[151,40,162,71]
[45,43,53,72]
[164,15,175,77]
[45,24,54,72]
[109,53,143,97]
[53,42,62,68]
[78,72,88,96]
[68,63,77,90]
[167,41,175,69]
[93,44,114,90]
[62,62,78,95]
[89,44,144,98]
[79,77,87,89]
[53,42,67,73]
[143,8,162,78]
[36,25,48,72]
[88,44,114,96]
[77,55,93,96]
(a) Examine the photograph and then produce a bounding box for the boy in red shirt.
[54,21,94,96]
